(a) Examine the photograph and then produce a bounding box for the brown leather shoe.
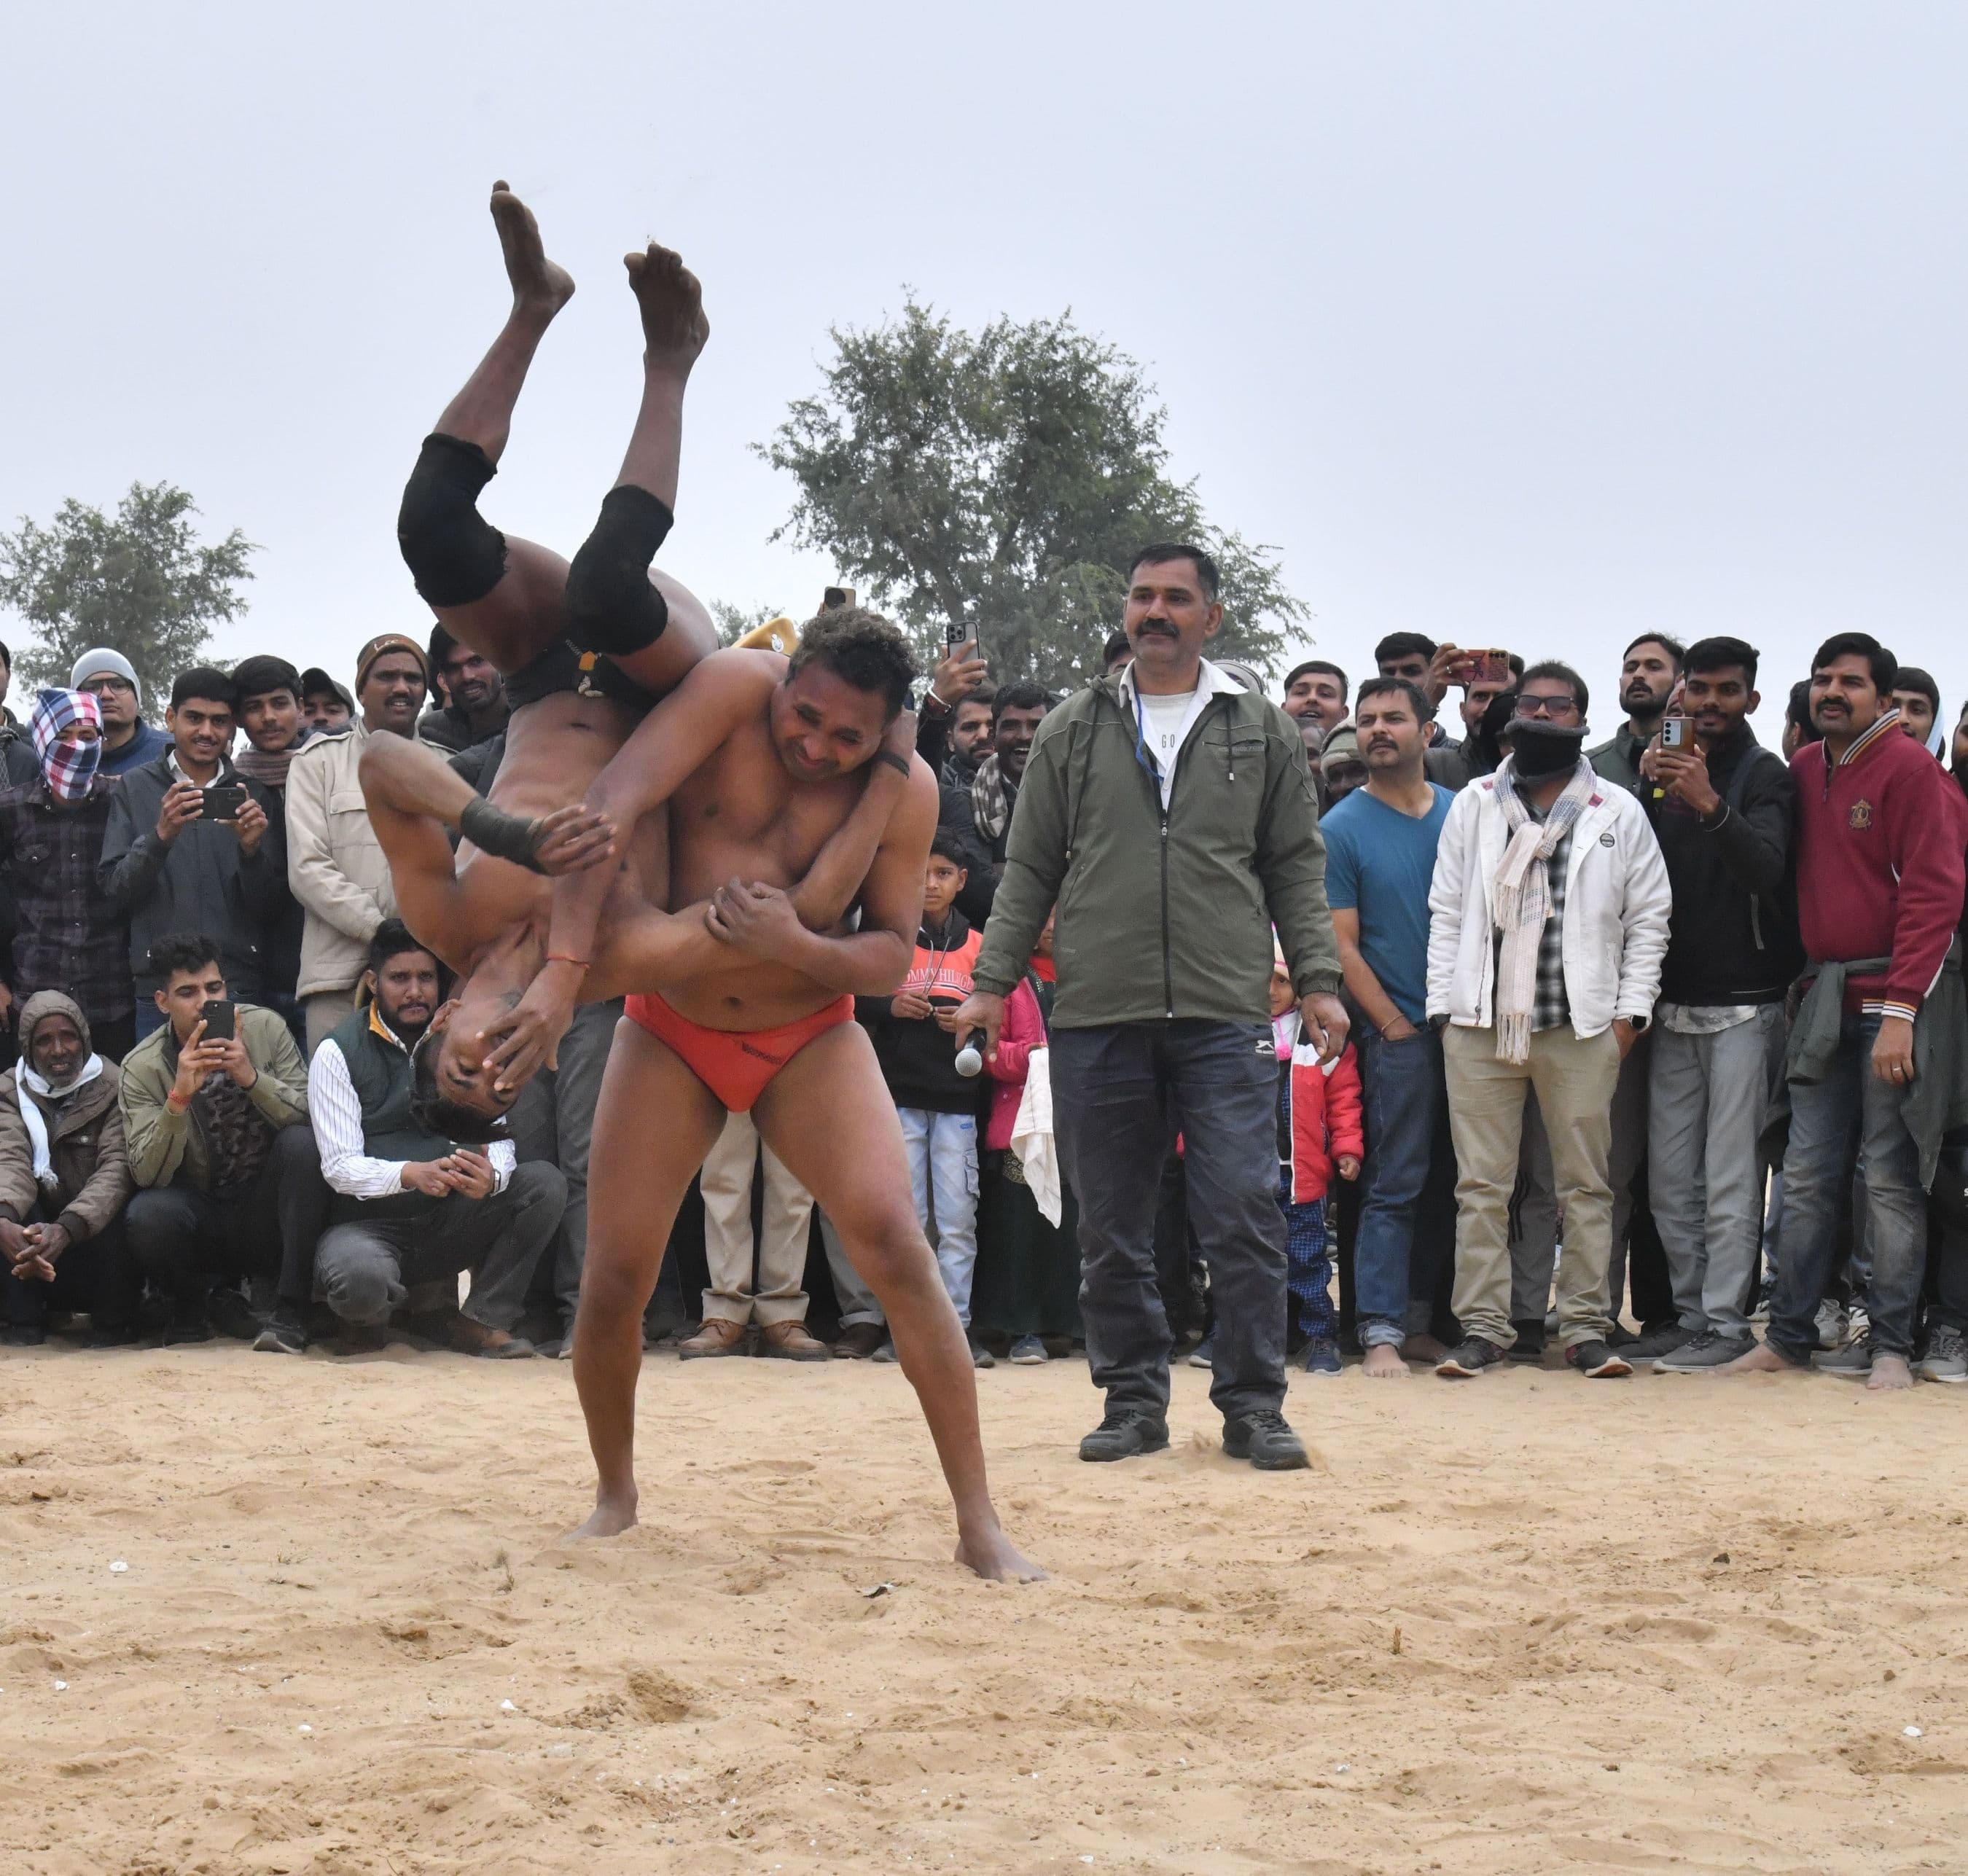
[448,1315,536,1359]
[832,1321,888,1360]
[757,1319,831,1362]
[678,1316,748,1359]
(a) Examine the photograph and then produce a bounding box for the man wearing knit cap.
[0,991,137,1345]
[286,637,429,1052]
[71,649,171,778]
[0,689,136,1060]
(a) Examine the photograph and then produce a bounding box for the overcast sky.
[4,1,1964,745]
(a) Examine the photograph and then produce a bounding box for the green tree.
[708,599,788,647]
[759,299,1307,692]
[0,482,257,700]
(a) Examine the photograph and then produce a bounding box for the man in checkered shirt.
[1422,663,1671,1381]
[0,688,136,1061]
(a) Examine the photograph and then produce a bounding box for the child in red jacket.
[1270,961,1363,1374]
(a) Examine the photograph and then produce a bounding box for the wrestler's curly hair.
[787,606,917,718]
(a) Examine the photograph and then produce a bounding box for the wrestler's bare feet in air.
[624,241,709,372]
[491,179,575,317]
[1362,1343,1408,1378]
[956,1525,1049,1584]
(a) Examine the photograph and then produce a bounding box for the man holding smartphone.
[120,935,324,1345]
[99,668,290,1041]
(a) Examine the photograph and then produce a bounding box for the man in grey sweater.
[956,544,1348,1471]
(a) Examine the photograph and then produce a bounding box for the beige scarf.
[1491,757,1596,1063]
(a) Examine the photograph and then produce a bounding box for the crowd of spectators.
[1,595,1965,1418]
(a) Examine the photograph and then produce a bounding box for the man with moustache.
[419,625,512,754]
[1320,678,1458,1373]
[956,544,1348,1470]
[1722,633,1968,1391]
[295,920,563,1357]
[1590,634,1684,790]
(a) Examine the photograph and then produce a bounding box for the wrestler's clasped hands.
[704,878,803,960]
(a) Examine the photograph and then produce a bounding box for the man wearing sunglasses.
[1425,663,1671,1382]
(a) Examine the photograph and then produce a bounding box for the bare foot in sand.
[570,1492,639,1540]
[956,1525,1048,1584]
[490,180,575,317]
[1714,1343,1795,1376]
[1362,1344,1409,1378]
[1867,1353,1914,1391]
[625,241,709,375]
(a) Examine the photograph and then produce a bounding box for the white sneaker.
[1814,1299,1848,1351]
[1848,1305,1870,1346]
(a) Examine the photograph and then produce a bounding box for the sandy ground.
[2,1342,1965,1876]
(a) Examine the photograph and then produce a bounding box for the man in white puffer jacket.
[1425,663,1671,1382]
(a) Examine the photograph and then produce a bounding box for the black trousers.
[125,1126,327,1310]
[1053,1020,1290,1422]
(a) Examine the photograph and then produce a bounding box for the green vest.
[324,1005,455,1222]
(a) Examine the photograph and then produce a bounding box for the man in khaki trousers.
[1421,664,1671,1381]
[678,1111,830,1359]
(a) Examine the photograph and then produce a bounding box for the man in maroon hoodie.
[1724,633,1968,1390]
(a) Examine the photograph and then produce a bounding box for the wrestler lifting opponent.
[370,180,741,1119]
[486,613,1042,1582]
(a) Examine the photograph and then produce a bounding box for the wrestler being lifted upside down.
[367,181,912,1122]
[482,611,1042,1583]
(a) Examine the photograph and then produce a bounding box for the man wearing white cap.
[71,649,171,778]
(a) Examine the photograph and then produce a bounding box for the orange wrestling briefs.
[623,990,856,1112]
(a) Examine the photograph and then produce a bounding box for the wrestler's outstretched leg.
[754,1023,1045,1584]
[557,243,717,697]
[398,181,581,671]
[569,1022,727,1538]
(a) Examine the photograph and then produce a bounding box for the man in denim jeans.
[1319,678,1456,1375]
[956,544,1347,1471]
[1723,633,1968,1391]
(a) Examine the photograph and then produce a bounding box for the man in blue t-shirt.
[1320,676,1456,1373]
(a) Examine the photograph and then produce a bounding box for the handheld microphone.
[954,1029,984,1077]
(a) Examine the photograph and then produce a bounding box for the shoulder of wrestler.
[689,646,787,706]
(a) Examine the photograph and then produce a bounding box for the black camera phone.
[201,781,249,822]
[200,999,236,1043]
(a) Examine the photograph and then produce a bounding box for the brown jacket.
[0,992,132,1243]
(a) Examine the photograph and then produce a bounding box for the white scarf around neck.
[1491,758,1597,1063]
[17,1058,104,1191]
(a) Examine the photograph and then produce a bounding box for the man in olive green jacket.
[957,544,1348,1473]
[120,933,327,1343]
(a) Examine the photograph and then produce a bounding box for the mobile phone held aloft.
[201,781,249,821]
[200,998,236,1043]
[945,617,970,649]
[1660,716,1691,751]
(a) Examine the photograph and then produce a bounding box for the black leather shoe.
[1222,1410,1310,1471]
[1077,1411,1171,1463]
